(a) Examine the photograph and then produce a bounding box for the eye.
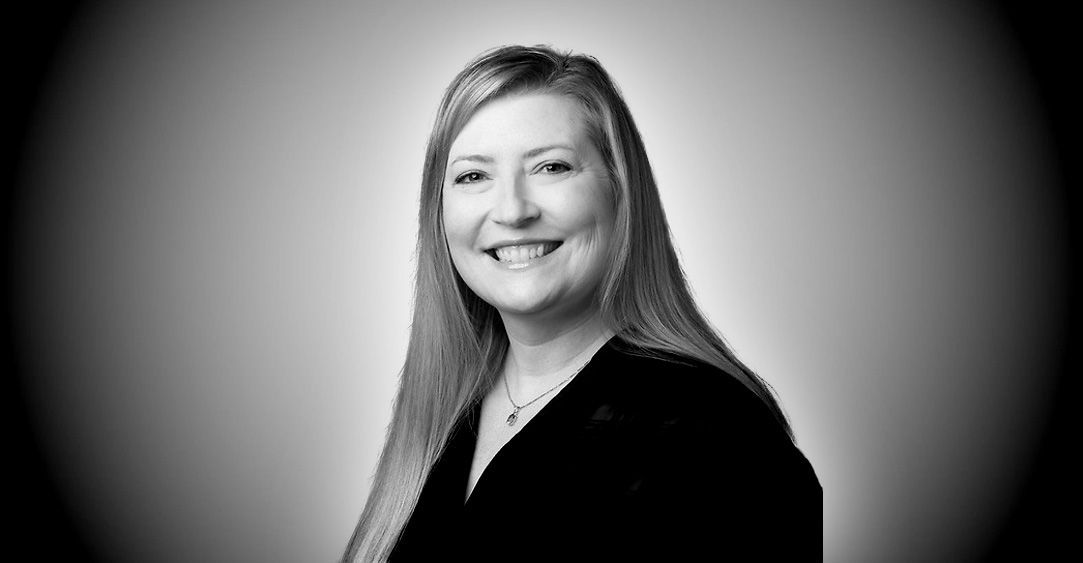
[538,161,572,175]
[454,171,488,185]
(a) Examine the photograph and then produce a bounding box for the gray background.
[9,1,1068,561]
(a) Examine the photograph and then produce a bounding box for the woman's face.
[442,93,615,323]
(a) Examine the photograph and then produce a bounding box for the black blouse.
[390,336,822,561]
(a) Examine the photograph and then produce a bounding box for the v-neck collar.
[460,334,621,508]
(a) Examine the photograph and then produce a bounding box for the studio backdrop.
[8,1,1068,562]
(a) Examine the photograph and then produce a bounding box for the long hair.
[343,45,791,562]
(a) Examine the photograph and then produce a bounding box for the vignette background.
[5,1,1074,561]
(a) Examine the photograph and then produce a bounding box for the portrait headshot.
[5,1,1073,562]
[342,44,822,561]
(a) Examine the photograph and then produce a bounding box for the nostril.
[492,213,540,228]
[491,187,540,226]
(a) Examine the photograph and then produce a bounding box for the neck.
[501,306,613,382]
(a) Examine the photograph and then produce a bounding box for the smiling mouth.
[485,241,563,264]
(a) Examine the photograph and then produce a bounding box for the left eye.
[539,162,571,174]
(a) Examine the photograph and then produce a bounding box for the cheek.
[596,183,619,242]
[597,180,618,228]
[441,196,472,247]
[573,189,616,241]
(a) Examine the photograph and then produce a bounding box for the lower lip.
[488,245,561,271]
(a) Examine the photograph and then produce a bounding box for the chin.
[490,296,552,317]
[480,284,560,315]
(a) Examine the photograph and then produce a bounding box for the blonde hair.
[343,45,791,562]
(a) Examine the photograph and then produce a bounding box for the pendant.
[506,407,521,426]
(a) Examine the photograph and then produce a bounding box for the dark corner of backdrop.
[976,0,1078,560]
[5,2,105,561]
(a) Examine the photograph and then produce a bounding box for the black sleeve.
[626,386,823,562]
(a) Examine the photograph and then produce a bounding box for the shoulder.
[587,337,820,482]
[588,338,822,559]
[590,338,786,440]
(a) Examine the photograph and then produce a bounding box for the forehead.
[449,94,588,156]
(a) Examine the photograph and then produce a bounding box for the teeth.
[493,243,558,263]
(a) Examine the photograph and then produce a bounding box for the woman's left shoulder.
[600,344,787,437]
[599,341,820,483]
[592,342,822,559]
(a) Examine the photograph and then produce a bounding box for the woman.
[344,45,821,562]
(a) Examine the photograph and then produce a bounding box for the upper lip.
[484,238,562,251]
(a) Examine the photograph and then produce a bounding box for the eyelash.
[453,161,572,185]
[453,171,487,185]
[539,161,572,174]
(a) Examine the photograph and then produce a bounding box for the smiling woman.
[343,45,821,562]
[444,95,615,321]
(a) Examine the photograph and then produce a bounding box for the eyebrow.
[449,144,575,166]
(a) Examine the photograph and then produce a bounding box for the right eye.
[454,171,487,185]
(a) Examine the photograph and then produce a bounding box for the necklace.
[502,361,588,426]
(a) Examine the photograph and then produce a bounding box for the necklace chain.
[502,361,588,426]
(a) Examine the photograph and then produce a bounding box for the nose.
[490,173,539,228]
